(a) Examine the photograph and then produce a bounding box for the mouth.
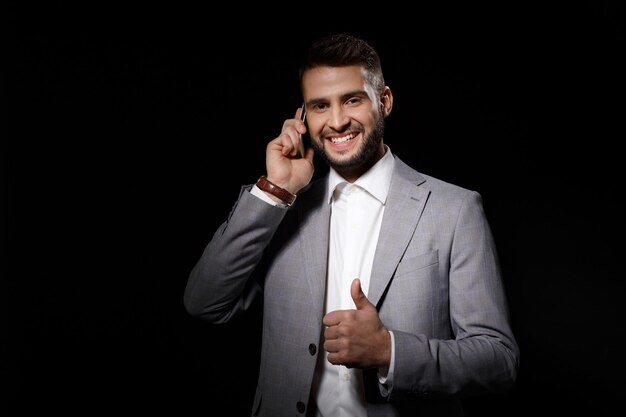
[326,131,359,145]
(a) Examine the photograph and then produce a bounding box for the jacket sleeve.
[183,185,288,324]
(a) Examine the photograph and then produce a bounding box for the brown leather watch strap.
[256,176,297,206]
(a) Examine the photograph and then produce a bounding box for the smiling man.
[301,64,390,182]
[184,33,519,417]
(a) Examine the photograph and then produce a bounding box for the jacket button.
[296,401,306,413]
[308,343,317,355]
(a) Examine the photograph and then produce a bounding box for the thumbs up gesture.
[322,278,391,369]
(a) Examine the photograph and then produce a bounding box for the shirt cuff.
[377,330,395,397]
[250,184,288,208]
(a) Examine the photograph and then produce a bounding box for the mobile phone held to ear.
[299,102,307,157]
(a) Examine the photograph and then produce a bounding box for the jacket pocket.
[395,249,439,280]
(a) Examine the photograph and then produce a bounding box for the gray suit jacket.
[184,155,519,417]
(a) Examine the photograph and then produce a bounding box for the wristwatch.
[256,176,297,206]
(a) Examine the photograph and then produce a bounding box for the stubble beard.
[312,114,385,175]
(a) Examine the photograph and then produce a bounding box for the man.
[184,33,519,416]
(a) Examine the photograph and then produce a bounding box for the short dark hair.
[299,33,385,95]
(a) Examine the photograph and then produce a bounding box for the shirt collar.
[326,145,395,205]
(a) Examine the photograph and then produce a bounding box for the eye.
[345,97,363,106]
[312,103,328,112]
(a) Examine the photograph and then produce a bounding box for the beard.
[312,113,385,173]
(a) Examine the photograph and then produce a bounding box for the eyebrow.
[306,89,369,107]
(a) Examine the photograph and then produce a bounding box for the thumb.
[351,278,374,310]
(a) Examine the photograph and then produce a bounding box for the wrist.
[256,176,297,206]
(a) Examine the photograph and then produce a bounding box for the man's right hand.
[265,106,315,195]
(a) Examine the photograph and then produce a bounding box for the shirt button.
[308,343,317,355]
[343,372,351,381]
[296,401,306,413]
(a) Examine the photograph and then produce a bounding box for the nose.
[327,106,350,131]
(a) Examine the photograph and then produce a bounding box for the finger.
[326,352,341,365]
[324,324,340,340]
[351,278,373,310]
[275,132,297,156]
[324,338,339,353]
[281,127,303,158]
[281,111,306,137]
[323,311,342,327]
[289,107,307,136]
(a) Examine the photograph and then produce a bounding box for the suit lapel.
[296,159,429,311]
[367,160,430,307]
[297,178,331,316]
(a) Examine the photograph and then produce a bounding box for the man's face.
[301,65,388,179]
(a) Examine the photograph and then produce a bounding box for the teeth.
[330,133,355,144]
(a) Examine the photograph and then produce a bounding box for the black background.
[7,2,625,416]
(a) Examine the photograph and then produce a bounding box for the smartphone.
[299,102,307,157]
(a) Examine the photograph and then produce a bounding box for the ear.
[380,86,393,117]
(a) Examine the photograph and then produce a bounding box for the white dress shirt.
[251,147,396,416]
